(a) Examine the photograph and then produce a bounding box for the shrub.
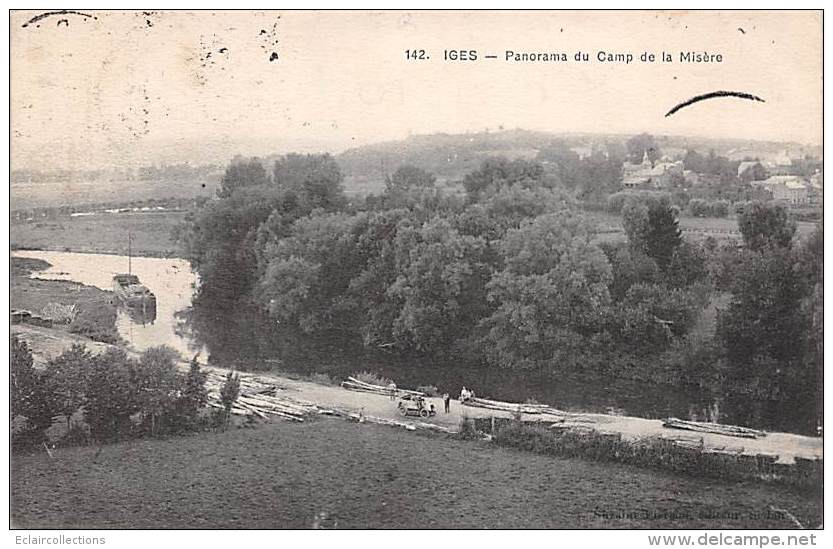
[416,384,439,397]
[457,417,480,440]
[308,373,338,386]
[709,199,730,218]
[607,192,631,214]
[688,198,709,217]
[60,420,91,447]
[352,371,393,387]
[491,421,822,489]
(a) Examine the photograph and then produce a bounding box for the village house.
[622,152,684,189]
[751,175,813,206]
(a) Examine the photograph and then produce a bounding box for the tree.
[11,336,57,446]
[177,356,209,429]
[385,165,436,192]
[625,133,661,164]
[256,212,365,334]
[739,162,768,183]
[45,344,92,431]
[131,346,183,435]
[622,199,650,251]
[11,336,35,421]
[482,211,612,371]
[273,153,345,211]
[385,217,490,353]
[737,201,796,251]
[664,240,708,289]
[599,242,660,301]
[719,246,812,413]
[622,197,681,272]
[645,201,682,271]
[216,158,270,198]
[219,371,241,425]
[84,348,139,441]
[462,158,548,201]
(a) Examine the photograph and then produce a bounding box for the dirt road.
[12,324,823,464]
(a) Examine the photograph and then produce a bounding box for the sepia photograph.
[6,8,824,536]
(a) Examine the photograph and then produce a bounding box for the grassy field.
[589,211,820,244]
[11,257,120,343]
[10,211,186,258]
[10,419,821,529]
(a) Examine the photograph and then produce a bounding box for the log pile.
[340,376,425,397]
[201,371,451,435]
[461,396,572,418]
[662,417,767,439]
[203,371,318,421]
[317,405,456,434]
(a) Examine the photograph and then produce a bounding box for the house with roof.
[751,175,812,206]
[622,152,683,189]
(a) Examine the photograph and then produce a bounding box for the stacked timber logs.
[340,376,425,397]
[461,396,571,418]
[203,370,318,421]
[662,417,767,439]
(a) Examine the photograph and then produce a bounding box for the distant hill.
[333,130,822,196]
[11,131,821,207]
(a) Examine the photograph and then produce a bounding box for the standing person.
[443,393,450,413]
[388,382,397,400]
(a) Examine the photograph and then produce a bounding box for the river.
[10,249,816,434]
[12,249,204,360]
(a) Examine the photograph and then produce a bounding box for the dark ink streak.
[665,91,765,117]
[737,27,746,34]
[56,19,69,27]
[22,10,95,28]
[269,52,279,62]
[219,47,228,54]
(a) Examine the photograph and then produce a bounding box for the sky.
[10,10,823,170]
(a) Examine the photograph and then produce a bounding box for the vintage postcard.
[8,8,823,538]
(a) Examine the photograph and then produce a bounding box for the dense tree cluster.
[10,341,213,448]
[175,154,821,431]
[717,205,821,431]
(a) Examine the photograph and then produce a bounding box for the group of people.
[387,382,475,414]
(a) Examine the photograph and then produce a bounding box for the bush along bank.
[466,418,822,491]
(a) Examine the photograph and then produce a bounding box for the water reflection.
[120,302,157,325]
[11,249,204,359]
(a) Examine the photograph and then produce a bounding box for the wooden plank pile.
[662,417,767,439]
[340,376,425,397]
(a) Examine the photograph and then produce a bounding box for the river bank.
[11,248,820,435]
[10,257,121,344]
[11,323,823,466]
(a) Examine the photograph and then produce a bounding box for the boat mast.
[128,231,132,275]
